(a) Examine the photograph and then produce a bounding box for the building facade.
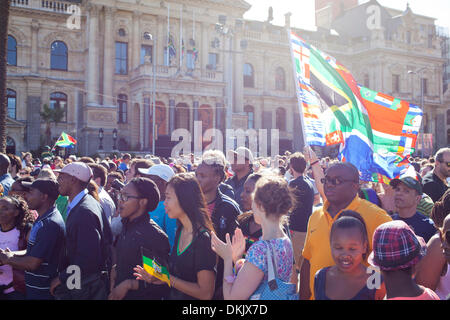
[5,0,449,156]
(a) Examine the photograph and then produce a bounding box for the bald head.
[327,162,360,182]
[0,153,11,175]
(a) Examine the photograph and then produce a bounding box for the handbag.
[250,241,298,300]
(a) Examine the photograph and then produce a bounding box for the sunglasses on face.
[117,193,141,202]
[321,176,358,186]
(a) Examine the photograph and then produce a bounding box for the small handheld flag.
[141,247,171,287]
[53,132,77,149]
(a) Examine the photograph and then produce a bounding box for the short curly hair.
[253,174,295,220]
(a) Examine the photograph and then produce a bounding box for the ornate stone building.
[5,0,449,156]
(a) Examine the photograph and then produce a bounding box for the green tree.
[40,103,65,146]
[0,1,11,153]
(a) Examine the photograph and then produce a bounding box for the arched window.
[276,107,286,131]
[7,89,16,119]
[50,41,68,70]
[244,63,254,88]
[50,92,68,122]
[118,28,126,37]
[244,105,255,129]
[7,35,17,66]
[275,67,285,91]
[118,94,128,123]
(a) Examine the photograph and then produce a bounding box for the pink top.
[388,287,440,300]
[435,264,450,300]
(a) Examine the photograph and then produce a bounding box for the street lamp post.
[98,128,104,150]
[112,128,118,151]
[146,33,157,156]
[408,67,427,158]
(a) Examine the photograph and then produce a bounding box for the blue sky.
[243,0,450,32]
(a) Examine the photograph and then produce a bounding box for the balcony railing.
[131,63,224,82]
[10,0,73,13]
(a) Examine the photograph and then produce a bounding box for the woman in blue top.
[211,174,295,300]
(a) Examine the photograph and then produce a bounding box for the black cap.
[30,168,41,177]
[390,174,423,195]
[22,179,60,200]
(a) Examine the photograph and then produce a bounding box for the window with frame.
[244,63,254,88]
[140,45,153,64]
[364,74,370,88]
[275,67,286,91]
[422,78,428,96]
[392,74,400,93]
[118,94,128,123]
[208,53,218,70]
[115,42,128,75]
[50,92,68,123]
[7,35,17,66]
[244,105,255,129]
[276,108,286,131]
[186,50,195,70]
[50,41,68,71]
[7,89,16,119]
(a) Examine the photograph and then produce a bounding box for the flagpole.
[287,28,308,151]
[167,3,170,65]
[180,5,183,69]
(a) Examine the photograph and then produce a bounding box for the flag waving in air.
[289,31,422,182]
[54,132,77,149]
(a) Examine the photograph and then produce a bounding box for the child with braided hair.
[0,195,35,299]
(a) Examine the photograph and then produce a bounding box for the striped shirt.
[25,206,65,300]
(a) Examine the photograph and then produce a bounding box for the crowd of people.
[0,145,449,300]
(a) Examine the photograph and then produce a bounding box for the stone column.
[215,101,224,132]
[132,11,142,70]
[103,7,115,107]
[139,97,145,150]
[30,20,39,74]
[87,4,100,106]
[157,16,164,66]
[25,79,43,151]
[169,96,176,133]
[201,22,208,70]
[233,33,244,113]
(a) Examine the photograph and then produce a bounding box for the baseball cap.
[228,147,254,164]
[58,162,93,182]
[368,220,427,271]
[30,168,41,177]
[22,178,60,200]
[390,173,423,195]
[138,164,175,182]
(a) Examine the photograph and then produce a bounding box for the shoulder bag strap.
[265,241,279,290]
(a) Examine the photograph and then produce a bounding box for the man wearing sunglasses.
[423,148,450,203]
[300,162,392,300]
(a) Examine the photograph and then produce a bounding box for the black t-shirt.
[168,228,217,300]
[423,172,448,203]
[288,176,314,232]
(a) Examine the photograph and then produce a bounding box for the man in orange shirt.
[300,162,392,300]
